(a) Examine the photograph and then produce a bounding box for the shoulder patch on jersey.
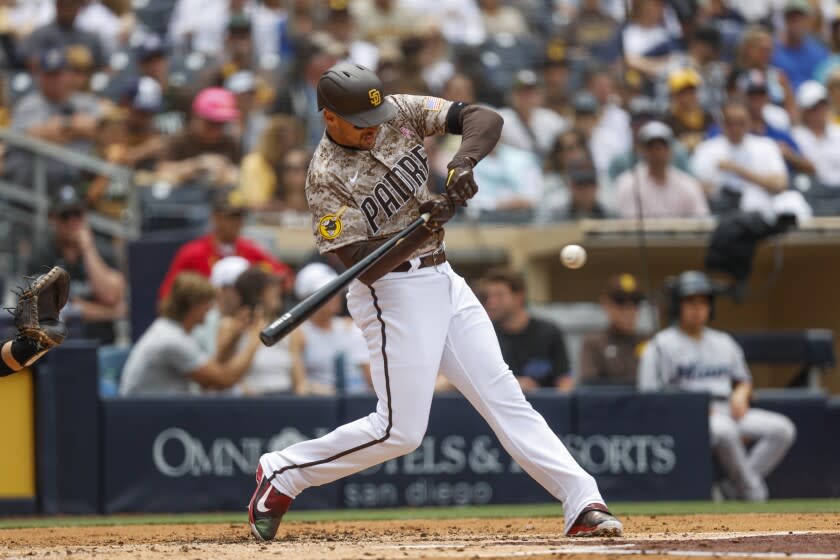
[423,96,445,111]
[318,214,343,240]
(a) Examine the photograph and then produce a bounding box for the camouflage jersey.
[305,94,453,259]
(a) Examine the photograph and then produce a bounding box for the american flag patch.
[423,97,445,111]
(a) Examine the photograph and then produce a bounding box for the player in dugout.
[638,271,796,501]
[247,63,623,541]
[1,267,69,378]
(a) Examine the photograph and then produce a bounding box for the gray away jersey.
[637,326,751,398]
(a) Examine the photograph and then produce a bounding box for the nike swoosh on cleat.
[256,484,273,514]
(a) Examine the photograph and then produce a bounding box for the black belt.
[392,250,447,272]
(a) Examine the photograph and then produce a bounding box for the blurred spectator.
[692,100,789,215]
[565,0,621,63]
[350,0,420,45]
[731,26,795,116]
[323,0,378,70]
[771,0,829,91]
[622,0,682,82]
[271,35,342,148]
[225,70,266,153]
[572,91,625,175]
[498,69,568,160]
[401,0,486,46]
[615,121,710,219]
[168,0,250,57]
[470,144,543,216]
[134,33,190,135]
[158,189,291,298]
[482,268,572,392]
[543,128,592,212]
[119,271,263,396]
[578,274,645,386]
[540,38,573,116]
[696,0,746,64]
[20,0,106,71]
[73,0,134,56]
[294,263,372,396]
[215,266,305,395]
[554,161,609,220]
[792,81,840,187]
[156,87,241,187]
[584,67,631,149]
[664,68,714,152]
[4,47,101,193]
[251,0,288,65]
[208,14,255,87]
[191,255,250,356]
[827,67,840,125]
[28,186,125,344]
[477,0,528,36]
[667,24,728,112]
[238,115,306,210]
[608,96,692,181]
[65,44,95,93]
[714,71,815,175]
[638,271,796,501]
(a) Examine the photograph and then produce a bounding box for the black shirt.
[495,316,570,387]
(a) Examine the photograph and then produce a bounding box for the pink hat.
[192,87,240,122]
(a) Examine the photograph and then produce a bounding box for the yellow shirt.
[238,153,277,208]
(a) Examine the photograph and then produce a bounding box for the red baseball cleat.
[568,503,623,537]
[248,465,292,541]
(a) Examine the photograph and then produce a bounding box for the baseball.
[560,244,587,269]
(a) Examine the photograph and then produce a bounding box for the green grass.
[1,499,839,530]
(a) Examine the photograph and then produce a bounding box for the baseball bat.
[260,212,431,346]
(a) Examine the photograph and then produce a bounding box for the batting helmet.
[317,62,396,128]
[667,270,717,321]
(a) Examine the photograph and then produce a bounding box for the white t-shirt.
[498,106,568,159]
[691,134,788,217]
[792,124,840,188]
[234,335,294,395]
[302,318,371,394]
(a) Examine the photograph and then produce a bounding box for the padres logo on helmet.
[318,214,343,240]
[368,88,381,107]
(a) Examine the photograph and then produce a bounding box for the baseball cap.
[50,185,85,215]
[736,69,769,95]
[212,188,247,215]
[513,69,541,89]
[294,263,338,300]
[39,47,67,73]
[667,67,701,93]
[627,96,659,121]
[691,24,722,49]
[136,33,167,62]
[573,92,600,114]
[637,121,673,144]
[317,62,396,128]
[123,76,162,112]
[784,0,812,15]
[192,87,240,122]
[227,14,252,34]
[224,70,256,95]
[543,38,568,68]
[210,256,250,288]
[797,80,828,110]
[605,273,644,302]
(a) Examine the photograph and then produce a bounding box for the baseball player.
[248,63,623,540]
[638,271,796,501]
[1,266,70,377]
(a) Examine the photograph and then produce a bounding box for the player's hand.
[730,393,749,420]
[419,197,455,232]
[445,156,478,207]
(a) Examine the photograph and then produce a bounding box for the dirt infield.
[1,513,839,560]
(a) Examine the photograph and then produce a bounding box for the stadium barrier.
[22,344,840,515]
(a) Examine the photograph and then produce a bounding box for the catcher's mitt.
[14,266,70,350]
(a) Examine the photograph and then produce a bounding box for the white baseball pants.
[710,402,796,501]
[259,262,604,534]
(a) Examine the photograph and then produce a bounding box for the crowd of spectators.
[1,0,840,226]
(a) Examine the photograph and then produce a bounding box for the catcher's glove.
[14,266,70,351]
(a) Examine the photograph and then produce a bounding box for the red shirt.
[158,234,291,299]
